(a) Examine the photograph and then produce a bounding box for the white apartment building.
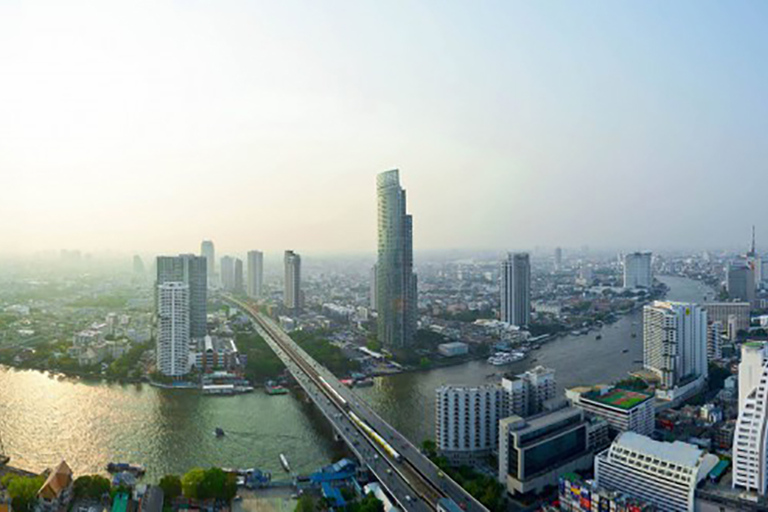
[623,252,652,289]
[156,282,190,377]
[733,342,768,494]
[566,386,655,436]
[435,385,505,463]
[501,366,557,417]
[595,432,718,512]
[707,321,723,361]
[643,301,708,400]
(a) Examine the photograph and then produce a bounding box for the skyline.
[3,1,768,255]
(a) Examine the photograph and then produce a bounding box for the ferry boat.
[265,382,288,395]
[487,351,525,366]
[279,453,291,472]
[106,463,146,476]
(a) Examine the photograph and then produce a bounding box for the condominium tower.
[643,301,707,399]
[234,258,244,293]
[156,282,190,377]
[200,240,215,286]
[284,250,301,310]
[156,254,207,339]
[247,250,264,299]
[220,256,235,291]
[500,253,531,327]
[376,170,417,349]
[623,252,652,288]
[733,342,768,494]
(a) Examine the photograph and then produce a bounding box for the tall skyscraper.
[284,250,301,310]
[554,247,563,271]
[220,256,235,291]
[234,258,244,293]
[727,261,756,304]
[376,170,417,349]
[643,301,708,398]
[156,282,190,377]
[500,253,531,327]
[733,342,768,494]
[247,250,264,298]
[370,264,378,311]
[200,240,215,286]
[156,254,207,339]
[623,251,652,288]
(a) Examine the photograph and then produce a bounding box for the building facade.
[156,254,207,339]
[643,301,708,396]
[567,386,655,436]
[247,250,264,298]
[500,253,531,327]
[595,432,718,512]
[733,342,768,494]
[284,250,301,310]
[234,258,244,293]
[501,366,557,417]
[156,282,190,377]
[623,252,652,289]
[435,384,505,463]
[200,240,215,286]
[703,302,750,333]
[220,256,235,291]
[376,169,417,349]
[727,262,756,304]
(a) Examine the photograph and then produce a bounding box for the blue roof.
[321,483,346,507]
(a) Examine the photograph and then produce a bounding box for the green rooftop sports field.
[586,388,652,409]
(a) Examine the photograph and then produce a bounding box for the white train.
[349,411,402,462]
[319,375,348,409]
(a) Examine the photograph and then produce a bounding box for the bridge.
[223,296,489,512]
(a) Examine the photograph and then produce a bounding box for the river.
[0,275,713,480]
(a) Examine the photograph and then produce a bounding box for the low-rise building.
[566,385,655,435]
[437,342,469,357]
[36,461,73,512]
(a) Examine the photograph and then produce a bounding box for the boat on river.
[279,453,291,472]
[106,462,145,476]
[215,427,225,438]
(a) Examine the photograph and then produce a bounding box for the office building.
[500,253,531,327]
[435,384,505,463]
[370,264,378,311]
[554,247,563,271]
[623,252,652,288]
[501,366,556,417]
[284,250,301,310]
[727,262,756,304]
[247,250,264,298]
[156,254,207,339]
[376,169,417,349]
[498,406,603,496]
[733,342,768,494]
[200,240,215,286]
[566,385,655,436]
[703,302,750,334]
[156,282,190,377]
[234,258,244,293]
[220,256,235,291]
[595,432,718,512]
[643,301,708,400]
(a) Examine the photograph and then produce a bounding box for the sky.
[1,1,767,257]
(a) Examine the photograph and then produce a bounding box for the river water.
[0,275,713,480]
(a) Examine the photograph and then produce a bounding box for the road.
[223,296,489,512]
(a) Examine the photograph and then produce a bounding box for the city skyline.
[3,2,768,255]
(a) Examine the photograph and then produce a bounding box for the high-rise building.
[284,250,301,310]
[643,301,708,400]
[156,255,207,339]
[501,365,557,417]
[500,253,531,327]
[370,264,378,311]
[554,247,563,271]
[727,262,756,305]
[247,250,264,299]
[707,321,723,361]
[623,252,652,288]
[234,258,244,293]
[596,432,718,512]
[733,342,768,494]
[703,302,750,334]
[156,282,190,377]
[435,385,505,464]
[376,170,417,349]
[220,256,235,291]
[200,240,215,286]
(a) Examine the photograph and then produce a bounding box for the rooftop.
[582,387,653,410]
[614,432,704,468]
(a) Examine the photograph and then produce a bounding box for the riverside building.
[566,385,655,436]
[623,252,652,289]
[156,282,190,377]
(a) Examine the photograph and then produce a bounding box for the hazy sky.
[2,1,767,256]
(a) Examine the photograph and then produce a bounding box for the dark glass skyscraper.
[376,169,417,349]
[156,254,207,338]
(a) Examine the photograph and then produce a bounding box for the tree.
[4,475,45,512]
[158,475,182,501]
[198,468,226,500]
[74,475,111,500]
[421,439,437,458]
[181,468,205,500]
[294,495,315,512]
[356,493,384,512]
